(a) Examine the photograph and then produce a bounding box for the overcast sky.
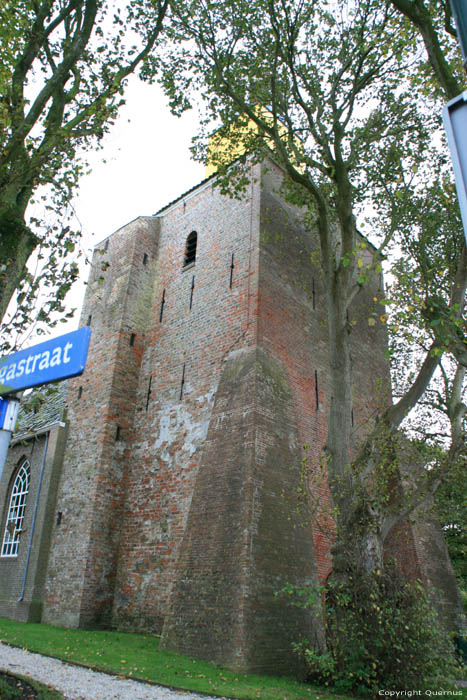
[73,79,204,243]
[67,78,205,316]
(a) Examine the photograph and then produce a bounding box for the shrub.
[286,567,462,694]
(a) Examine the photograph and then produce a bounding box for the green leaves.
[0,0,169,325]
[291,567,460,692]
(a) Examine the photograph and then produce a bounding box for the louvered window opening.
[1,461,30,557]
[184,232,197,267]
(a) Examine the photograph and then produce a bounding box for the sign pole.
[0,397,20,484]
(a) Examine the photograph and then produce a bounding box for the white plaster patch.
[154,402,211,461]
[196,388,216,405]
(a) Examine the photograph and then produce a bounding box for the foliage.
[389,0,463,100]
[435,453,467,589]
[0,618,354,700]
[0,0,169,336]
[161,0,467,576]
[283,568,461,694]
[0,219,81,353]
[385,163,466,444]
[159,0,467,684]
[386,176,466,591]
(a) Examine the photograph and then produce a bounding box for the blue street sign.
[0,327,91,396]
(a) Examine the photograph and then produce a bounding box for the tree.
[159,0,467,685]
[385,0,467,606]
[389,229,466,593]
[0,0,169,326]
[164,0,466,573]
[157,3,467,678]
[435,451,467,589]
[389,0,461,100]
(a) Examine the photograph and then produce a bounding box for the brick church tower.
[32,158,462,673]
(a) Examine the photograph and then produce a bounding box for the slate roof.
[14,382,67,439]
[153,173,214,216]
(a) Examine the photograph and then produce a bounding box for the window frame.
[1,460,31,558]
[183,231,198,268]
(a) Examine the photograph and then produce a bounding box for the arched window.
[183,231,197,267]
[1,460,30,557]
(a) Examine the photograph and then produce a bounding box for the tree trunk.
[324,275,367,576]
[0,207,38,323]
[325,285,392,579]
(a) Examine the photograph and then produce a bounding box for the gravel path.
[0,642,222,700]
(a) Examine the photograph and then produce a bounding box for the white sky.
[73,79,204,242]
[68,78,205,318]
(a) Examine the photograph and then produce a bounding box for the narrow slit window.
[130,333,136,347]
[146,376,152,411]
[179,363,186,400]
[1,460,30,557]
[159,289,166,322]
[142,253,148,265]
[183,231,197,267]
[189,276,195,310]
[229,253,235,289]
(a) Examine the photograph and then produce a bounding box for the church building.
[0,158,463,674]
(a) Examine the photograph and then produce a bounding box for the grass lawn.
[0,618,464,700]
[0,617,349,700]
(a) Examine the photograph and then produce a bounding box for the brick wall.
[161,344,322,674]
[43,217,161,627]
[257,162,394,581]
[160,160,393,672]
[40,159,404,666]
[111,171,260,632]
